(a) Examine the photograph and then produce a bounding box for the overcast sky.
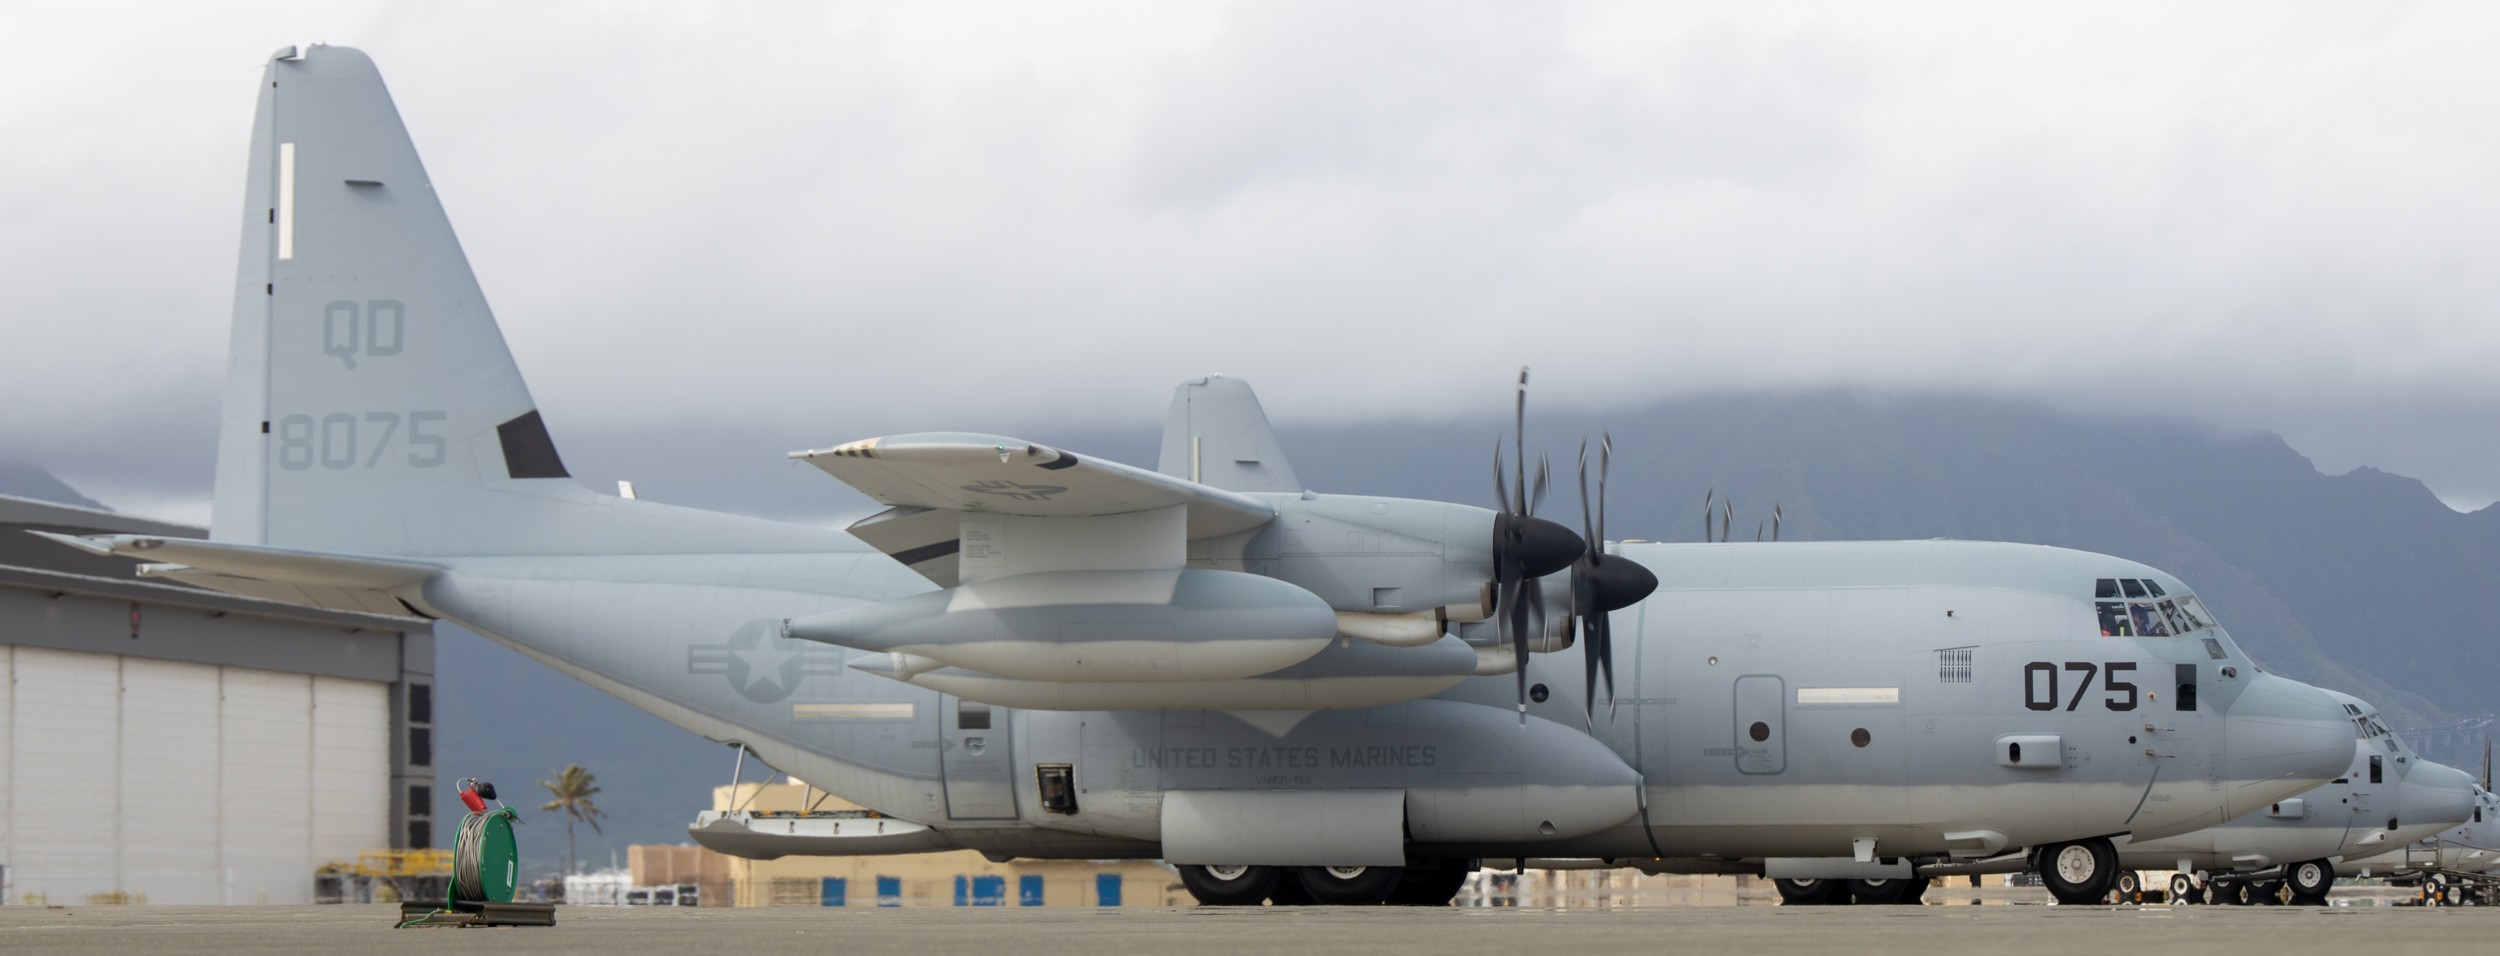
[5,1,2497,522]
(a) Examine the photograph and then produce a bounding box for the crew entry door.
[940,696,1018,819]
[1734,675,1786,774]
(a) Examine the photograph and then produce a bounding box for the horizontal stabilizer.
[29,532,442,587]
[794,433,1276,538]
[29,531,442,617]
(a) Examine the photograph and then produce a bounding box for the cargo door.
[1734,675,1786,774]
[939,696,1018,819]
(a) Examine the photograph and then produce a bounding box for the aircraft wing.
[792,432,1278,585]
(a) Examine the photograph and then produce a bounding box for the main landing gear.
[1771,876,1932,905]
[1177,861,1465,907]
[2285,858,2335,906]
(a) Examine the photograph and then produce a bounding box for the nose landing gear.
[2034,837,2122,905]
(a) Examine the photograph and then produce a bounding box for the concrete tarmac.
[3,898,2496,956]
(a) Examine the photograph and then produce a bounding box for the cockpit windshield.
[2094,579,2219,638]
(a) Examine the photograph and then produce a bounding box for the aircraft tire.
[2286,859,2334,905]
[1177,864,1281,906]
[1269,877,1317,906]
[2251,880,2284,905]
[1774,877,1850,906]
[1847,877,1927,905]
[1298,865,1404,906]
[1384,861,1471,906]
[2114,871,2142,904]
[2218,881,2253,906]
[2038,838,2120,905]
[2168,873,2203,905]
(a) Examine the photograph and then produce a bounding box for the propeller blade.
[1531,455,1550,515]
[2484,737,2491,791]
[1772,503,1782,543]
[1576,439,1595,546]
[1597,433,1611,544]
[1756,520,1764,542]
[1493,443,1510,514]
[1514,368,1529,519]
[1703,487,1714,543]
[1721,500,1733,544]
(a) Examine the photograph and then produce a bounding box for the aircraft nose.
[2392,762,2479,843]
[2220,674,2353,816]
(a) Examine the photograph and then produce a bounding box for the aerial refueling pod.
[783,568,1336,683]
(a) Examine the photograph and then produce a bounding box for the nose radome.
[2220,674,2356,818]
[2390,762,2479,845]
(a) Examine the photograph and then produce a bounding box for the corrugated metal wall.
[0,645,388,905]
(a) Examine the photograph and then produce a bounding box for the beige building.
[628,782,1188,908]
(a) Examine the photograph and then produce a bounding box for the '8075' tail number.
[2023,661,2138,712]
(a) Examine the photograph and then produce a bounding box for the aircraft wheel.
[1269,876,1317,906]
[1848,877,1918,905]
[2251,880,2284,905]
[2038,838,2120,905]
[1384,861,1471,906]
[1774,877,1851,906]
[1178,864,1281,906]
[1299,865,1404,906]
[2114,871,2142,904]
[2168,873,2203,905]
[2218,881,2253,906]
[2286,859,2334,905]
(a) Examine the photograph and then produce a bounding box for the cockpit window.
[2097,602,2132,636]
[2130,603,2171,637]
[2092,581,2222,638]
[2157,600,2191,634]
[2174,596,2213,631]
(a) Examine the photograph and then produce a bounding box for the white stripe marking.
[792,702,915,721]
[277,142,296,261]
[1798,687,1900,704]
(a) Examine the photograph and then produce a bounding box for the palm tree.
[539,764,606,876]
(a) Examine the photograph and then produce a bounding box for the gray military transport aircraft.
[2023,691,2473,906]
[40,45,2361,907]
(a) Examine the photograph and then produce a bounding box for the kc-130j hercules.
[42,46,2361,907]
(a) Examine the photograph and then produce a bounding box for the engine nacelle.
[784,568,1335,683]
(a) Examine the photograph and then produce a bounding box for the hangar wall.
[0,494,431,906]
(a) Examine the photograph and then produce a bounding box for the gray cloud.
[6,1,2498,513]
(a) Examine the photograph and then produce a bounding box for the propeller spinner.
[1570,434,1659,721]
[1491,368,1584,723]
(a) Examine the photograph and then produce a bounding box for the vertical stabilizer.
[213,45,570,554]
[1156,376,1302,494]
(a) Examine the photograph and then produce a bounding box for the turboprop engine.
[784,568,1336,682]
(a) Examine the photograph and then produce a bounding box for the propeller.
[2483,737,2491,791]
[1571,433,1659,721]
[1702,488,1715,542]
[1491,368,1584,723]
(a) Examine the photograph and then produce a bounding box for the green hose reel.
[450,777,521,904]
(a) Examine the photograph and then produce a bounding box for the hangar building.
[0,494,432,904]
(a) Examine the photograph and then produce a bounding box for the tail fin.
[213,45,570,554]
[1155,376,1302,493]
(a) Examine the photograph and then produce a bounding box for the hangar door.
[0,646,389,904]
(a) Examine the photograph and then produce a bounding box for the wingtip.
[25,530,114,556]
